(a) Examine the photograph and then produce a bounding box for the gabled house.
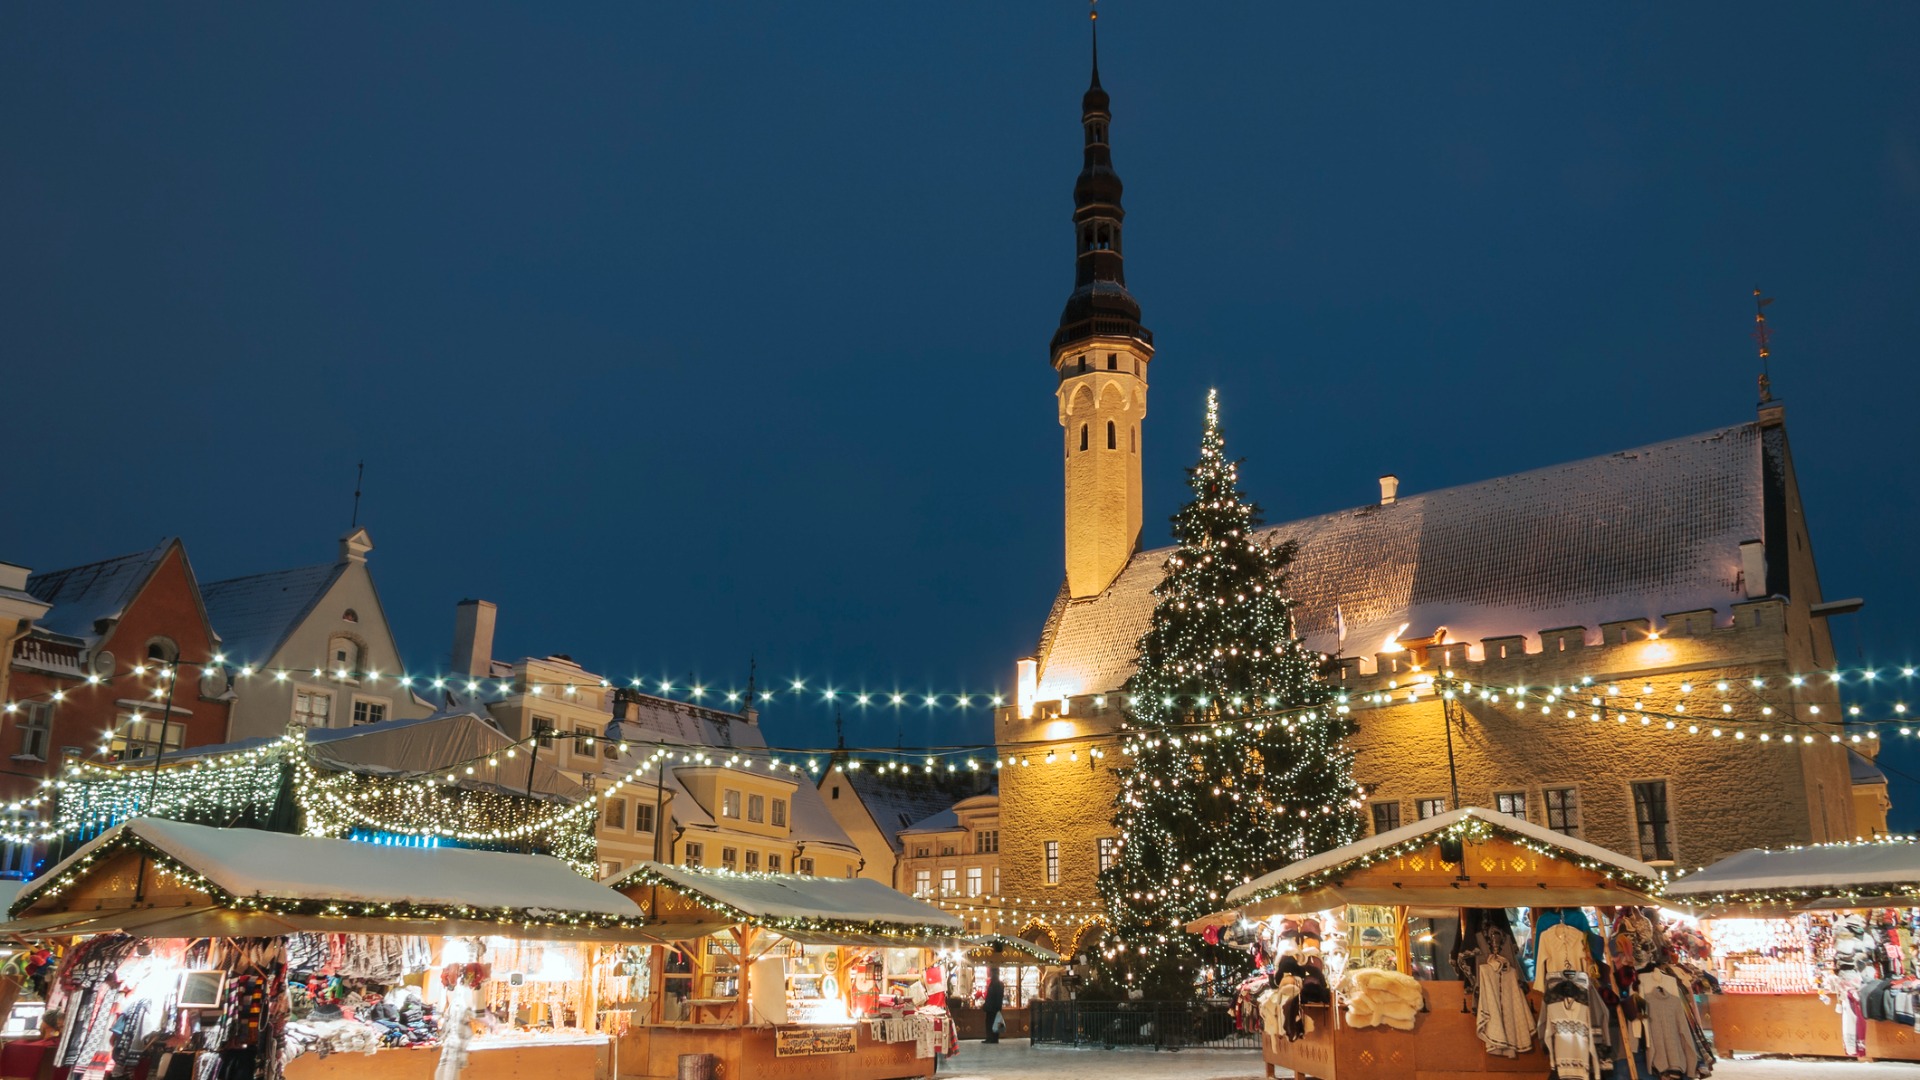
[202,528,430,740]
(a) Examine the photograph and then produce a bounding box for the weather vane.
[1753,288,1775,403]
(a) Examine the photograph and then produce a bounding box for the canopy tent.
[1663,839,1920,912]
[1193,806,1663,927]
[961,934,1062,964]
[10,818,646,938]
[611,861,962,942]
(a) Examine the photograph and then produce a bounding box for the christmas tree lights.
[1097,391,1364,996]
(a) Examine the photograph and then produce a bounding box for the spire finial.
[743,655,757,710]
[350,460,364,528]
[1753,288,1775,403]
[1090,1,1100,84]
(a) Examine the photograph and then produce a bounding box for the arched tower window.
[1107,421,1117,449]
[1080,425,1089,452]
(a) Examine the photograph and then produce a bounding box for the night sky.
[5,6,1917,819]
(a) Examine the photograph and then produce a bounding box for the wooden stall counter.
[1708,993,1920,1063]
[286,1037,610,1080]
[619,1024,934,1080]
[1264,982,1545,1080]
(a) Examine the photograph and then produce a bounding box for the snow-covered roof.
[835,770,983,854]
[1849,749,1888,786]
[1036,422,1767,698]
[609,694,860,854]
[16,819,640,921]
[1664,840,1920,902]
[612,861,962,934]
[1227,806,1661,908]
[901,807,960,835]
[26,543,174,641]
[201,562,341,667]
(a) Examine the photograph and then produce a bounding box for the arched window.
[146,638,178,664]
[1107,421,1116,449]
[1079,425,1089,452]
[342,609,359,623]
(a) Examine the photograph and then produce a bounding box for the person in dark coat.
[983,969,1005,1043]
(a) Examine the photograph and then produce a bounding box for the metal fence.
[1027,999,1258,1051]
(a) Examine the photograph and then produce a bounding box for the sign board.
[774,1025,857,1057]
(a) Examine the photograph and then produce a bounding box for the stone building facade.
[992,33,1864,954]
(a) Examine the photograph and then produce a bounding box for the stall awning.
[1664,840,1920,911]
[14,818,643,931]
[962,934,1062,964]
[611,861,962,940]
[1195,806,1663,928]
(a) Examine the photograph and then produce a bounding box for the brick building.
[993,41,1863,956]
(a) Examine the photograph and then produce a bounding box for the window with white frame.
[992,867,1000,893]
[531,717,554,747]
[747,794,765,823]
[1044,840,1060,885]
[771,798,787,827]
[966,866,982,896]
[110,712,184,761]
[15,702,50,760]
[684,842,703,866]
[721,847,738,870]
[634,802,655,834]
[914,869,932,897]
[797,857,814,875]
[1416,798,1446,820]
[1494,791,1528,821]
[745,850,760,872]
[975,829,999,854]
[352,699,387,726]
[1098,837,1117,871]
[767,853,782,872]
[1371,801,1402,834]
[940,868,957,896]
[293,689,332,729]
[722,790,741,818]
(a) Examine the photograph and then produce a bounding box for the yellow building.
[445,602,864,880]
[894,792,1002,932]
[994,36,1870,953]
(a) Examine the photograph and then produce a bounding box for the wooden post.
[1393,906,1411,975]
[649,945,667,1026]
[732,926,758,1025]
[584,944,600,1034]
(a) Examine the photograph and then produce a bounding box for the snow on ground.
[934,1043,1920,1078]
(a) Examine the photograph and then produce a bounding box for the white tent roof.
[1665,840,1920,901]
[17,819,639,921]
[614,861,961,932]
[1227,806,1661,905]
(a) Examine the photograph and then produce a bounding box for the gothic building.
[991,27,1867,959]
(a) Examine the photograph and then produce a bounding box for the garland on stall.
[1227,811,1666,910]
[609,863,960,942]
[12,826,640,931]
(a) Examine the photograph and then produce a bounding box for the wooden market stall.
[952,934,1063,1040]
[1192,807,1665,1080]
[608,861,964,1080]
[1664,839,1920,1062]
[3,818,652,1080]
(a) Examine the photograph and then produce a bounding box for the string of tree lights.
[1096,391,1365,996]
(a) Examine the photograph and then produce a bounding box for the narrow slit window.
[1080,424,1088,451]
[1107,421,1116,449]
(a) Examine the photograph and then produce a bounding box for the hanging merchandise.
[1536,970,1609,1080]
[1472,955,1532,1057]
[1639,967,1707,1077]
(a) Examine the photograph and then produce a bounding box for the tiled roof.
[1850,749,1888,786]
[900,807,961,835]
[1037,421,1765,698]
[202,563,342,666]
[26,543,173,641]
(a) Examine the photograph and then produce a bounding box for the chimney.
[452,599,496,677]
[1378,475,1400,506]
[1739,540,1768,598]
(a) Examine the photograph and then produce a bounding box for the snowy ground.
[933,1042,1920,1078]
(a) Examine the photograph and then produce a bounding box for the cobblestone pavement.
[935,1042,1920,1078]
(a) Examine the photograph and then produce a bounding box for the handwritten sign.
[774,1025,857,1057]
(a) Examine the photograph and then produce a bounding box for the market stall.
[951,935,1063,1040]
[2,817,651,1080]
[1192,807,1675,1080]
[1664,838,1920,1062]
[608,861,963,1080]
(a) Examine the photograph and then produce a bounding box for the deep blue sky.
[5,5,1917,815]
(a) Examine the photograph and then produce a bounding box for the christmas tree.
[1096,389,1364,997]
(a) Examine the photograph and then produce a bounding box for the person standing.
[983,969,1005,1043]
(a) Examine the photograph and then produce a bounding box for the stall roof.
[612,861,962,937]
[1209,807,1663,921]
[15,819,641,924]
[964,934,1062,964]
[1664,839,1920,906]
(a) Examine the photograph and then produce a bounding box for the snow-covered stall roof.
[15,819,640,926]
[612,861,962,939]
[1211,807,1662,921]
[1664,840,1920,908]
[1035,421,1765,699]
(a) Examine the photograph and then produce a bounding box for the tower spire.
[1051,4,1154,600]
[1753,288,1775,403]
